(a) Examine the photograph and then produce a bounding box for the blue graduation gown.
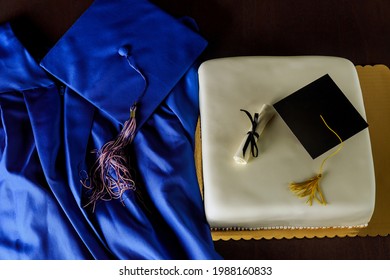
[0,0,220,259]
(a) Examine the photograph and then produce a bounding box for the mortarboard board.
[273,74,369,205]
[273,74,368,159]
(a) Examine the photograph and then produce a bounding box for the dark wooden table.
[151,0,390,260]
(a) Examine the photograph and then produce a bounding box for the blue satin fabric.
[0,0,220,259]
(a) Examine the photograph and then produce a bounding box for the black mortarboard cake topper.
[273,74,368,205]
[273,74,368,159]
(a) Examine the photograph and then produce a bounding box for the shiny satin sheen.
[0,0,220,259]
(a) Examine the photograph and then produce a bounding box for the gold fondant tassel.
[290,174,326,205]
[289,115,344,206]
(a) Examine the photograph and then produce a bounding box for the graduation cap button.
[118,46,131,57]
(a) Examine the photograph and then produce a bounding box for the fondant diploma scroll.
[233,104,275,164]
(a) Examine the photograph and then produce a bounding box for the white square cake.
[199,56,375,230]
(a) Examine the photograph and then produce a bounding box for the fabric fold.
[0,23,53,93]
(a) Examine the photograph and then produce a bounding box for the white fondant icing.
[199,56,375,229]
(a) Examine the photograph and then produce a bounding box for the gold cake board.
[195,64,390,241]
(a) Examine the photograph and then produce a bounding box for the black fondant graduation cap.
[273,74,368,159]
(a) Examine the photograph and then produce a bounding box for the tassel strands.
[289,115,344,206]
[81,45,148,211]
[81,104,138,211]
[289,174,326,206]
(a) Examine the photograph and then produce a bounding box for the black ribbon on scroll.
[240,109,260,157]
